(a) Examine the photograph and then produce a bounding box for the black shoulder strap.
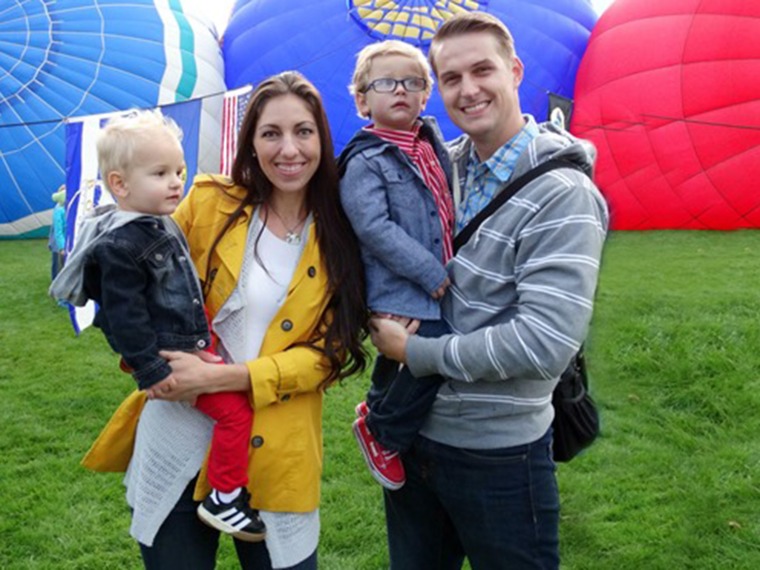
[453,159,584,255]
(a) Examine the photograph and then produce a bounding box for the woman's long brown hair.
[203,71,369,386]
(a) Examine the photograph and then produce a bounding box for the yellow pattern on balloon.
[348,0,485,45]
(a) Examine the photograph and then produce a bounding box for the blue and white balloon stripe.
[0,0,225,238]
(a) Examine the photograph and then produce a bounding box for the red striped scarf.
[365,124,454,263]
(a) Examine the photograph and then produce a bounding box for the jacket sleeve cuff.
[405,334,447,379]
[133,360,174,390]
[422,266,450,296]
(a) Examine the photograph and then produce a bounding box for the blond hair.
[97,109,183,193]
[429,11,516,74]
[349,40,433,116]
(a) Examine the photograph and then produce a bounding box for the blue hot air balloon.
[223,0,598,152]
[0,0,226,238]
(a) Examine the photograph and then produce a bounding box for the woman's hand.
[154,350,222,402]
[370,316,411,363]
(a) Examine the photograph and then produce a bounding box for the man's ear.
[107,171,128,198]
[512,56,525,88]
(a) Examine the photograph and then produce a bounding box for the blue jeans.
[139,478,317,569]
[366,319,450,452]
[383,430,559,570]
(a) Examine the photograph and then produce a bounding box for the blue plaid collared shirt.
[456,116,540,232]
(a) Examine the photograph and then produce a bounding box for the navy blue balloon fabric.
[223,0,597,152]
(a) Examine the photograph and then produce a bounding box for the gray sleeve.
[407,177,608,382]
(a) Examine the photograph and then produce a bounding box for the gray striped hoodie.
[405,119,609,449]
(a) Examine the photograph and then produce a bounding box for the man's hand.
[375,313,421,335]
[370,316,411,363]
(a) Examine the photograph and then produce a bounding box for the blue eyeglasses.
[362,77,427,94]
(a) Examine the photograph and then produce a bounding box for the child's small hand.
[431,277,451,300]
[145,374,177,400]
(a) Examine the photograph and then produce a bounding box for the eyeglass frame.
[361,76,428,94]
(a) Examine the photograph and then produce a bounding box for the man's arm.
[403,176,607,382]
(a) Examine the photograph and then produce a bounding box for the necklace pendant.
[285,231,301,245]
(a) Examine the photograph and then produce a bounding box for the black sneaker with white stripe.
[197,488,266,542]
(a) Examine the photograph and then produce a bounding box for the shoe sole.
[352,421,405,491]
[197,504,266,543]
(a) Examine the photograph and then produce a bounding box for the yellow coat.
[82,175,333,513]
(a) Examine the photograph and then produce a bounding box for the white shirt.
[242,223,303,362]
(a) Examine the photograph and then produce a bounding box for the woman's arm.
[157,340,333,410]
[154,350,249,402]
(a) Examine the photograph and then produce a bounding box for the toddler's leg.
[194,392,265,542]
[194,392,252,492]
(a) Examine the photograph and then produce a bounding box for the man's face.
[434,32,524,160]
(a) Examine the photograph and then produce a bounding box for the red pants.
[195,309,253,493]
[195,390,253,492]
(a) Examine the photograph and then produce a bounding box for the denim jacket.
[338,116,453,320]
[50,207,210,388]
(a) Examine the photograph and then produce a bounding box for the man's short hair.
[97,109,183,192]
[349,39,434,109]
[429,11,516,74]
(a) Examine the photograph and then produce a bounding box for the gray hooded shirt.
[406,118,610,450]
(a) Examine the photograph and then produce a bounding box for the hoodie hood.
[49,205,158,306]
[448,115,597,181]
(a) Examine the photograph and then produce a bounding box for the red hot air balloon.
[571,0,760,230]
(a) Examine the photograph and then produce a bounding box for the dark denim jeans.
[366,319,450,452]
[139,478,317,570]
[383,429,559,570]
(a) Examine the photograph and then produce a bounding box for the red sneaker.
[355,401,369,418]
[352,416,405,490]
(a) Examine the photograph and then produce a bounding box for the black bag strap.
[453,158,584,254]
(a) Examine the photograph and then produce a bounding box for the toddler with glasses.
[338,40,454,490]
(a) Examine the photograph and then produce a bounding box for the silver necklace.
[267,204,306,245]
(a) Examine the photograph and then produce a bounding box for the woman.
[82,71,368,569]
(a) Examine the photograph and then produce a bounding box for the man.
[370,11,609,570]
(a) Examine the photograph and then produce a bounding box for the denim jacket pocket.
[142,235,204,331]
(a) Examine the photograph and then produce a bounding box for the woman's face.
[253,94,321,199]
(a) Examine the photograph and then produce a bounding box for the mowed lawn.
[1,231,760,569]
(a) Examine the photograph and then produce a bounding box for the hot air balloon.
[571,0,760,230]
[223,0,598,153]
[0,0,226,239]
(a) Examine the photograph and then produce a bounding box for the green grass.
[2,232,760,569]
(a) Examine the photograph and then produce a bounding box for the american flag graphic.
[220,85,253,176]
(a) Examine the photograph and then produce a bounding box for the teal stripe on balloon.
[168,0,197,102]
